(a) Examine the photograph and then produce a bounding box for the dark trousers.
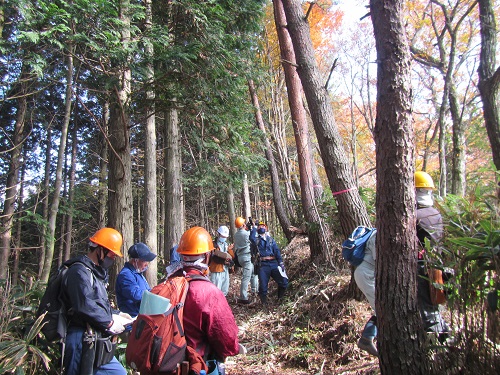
[257,260,288,297]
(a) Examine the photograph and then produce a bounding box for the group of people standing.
[206,217,289,306]
[58,226,243,375]
[57,217,289,374]
[54,171,447,373]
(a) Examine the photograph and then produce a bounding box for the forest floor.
[223,235,380,375]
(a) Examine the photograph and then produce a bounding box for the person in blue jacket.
[249,220,288,305]
[116,242,157,318]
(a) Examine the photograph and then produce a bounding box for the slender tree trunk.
[108,0,134,290]
[273,0,328,259]
[227,185,236,236]
[0,72,27,280]
[477,0,500,191]
[243,174,252,219]
[449,84,466,195]
[248,79,293,241]
[164,104,185,261]
[12,151,26,286]
[41,49,74,283]
[136,190,142,242]
[64,122,78,261]
[39,126,52,277]
[98,102,109,228]
[370,0,427,373]
[280,0,370,238]
[143,0,157,286]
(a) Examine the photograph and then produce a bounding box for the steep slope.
[225,235,380,375]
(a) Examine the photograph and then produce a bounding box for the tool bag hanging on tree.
[126,273,209,375]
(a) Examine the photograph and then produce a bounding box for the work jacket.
[116,262,151,317]
[61,255,113,332]
[209,240,234,273]
[249,228,283,263]
[417,205,444,260]
[183,268,239,361]
[233,228,251,257]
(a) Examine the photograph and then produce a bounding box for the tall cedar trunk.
[273,0,328,259]
[248,79,293,241]
[108,0,133,291]
[280,0,370,238]
[478,0,500,184]
[39,126,52,277]
[0,74,27,279]
[13,157,26,286]
[270,79,297,206]
[41,50,73,283]
[64,122,78,261]
[370,0,427,373]
[227,185,236,237]
[164,104,185,261]
[143,0,157,286]
[243,174,252,219]
[98,102,109,228]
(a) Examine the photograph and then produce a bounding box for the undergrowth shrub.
[431,188,500,374]
[0,276,59,375]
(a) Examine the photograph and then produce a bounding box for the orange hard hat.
[235,217,245,228]
[89,228,123,257]
[176,226,215,255]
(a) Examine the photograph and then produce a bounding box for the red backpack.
[126,273,209,375]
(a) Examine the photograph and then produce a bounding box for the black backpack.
[37,261,92,341]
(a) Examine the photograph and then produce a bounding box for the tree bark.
[273,0,329,260]
[227,185,236,237]
[370,0,427,373]
[1,76,27,279]
[64,121,78,261]
[41,49,74,283]
[108,0,134,290]
[98,102,109,228]
[248,79,293,241]
[163,103,185,261]
[477,0,500,184]
[243,173,252,219]
[12,153,26,286]
[143,0,157,287]
[280,0,371,238]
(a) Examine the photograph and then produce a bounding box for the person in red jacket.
[175,226,241,374]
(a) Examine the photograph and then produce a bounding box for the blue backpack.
[342,226,377,266]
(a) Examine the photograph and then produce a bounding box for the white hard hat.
[217,225,230,238]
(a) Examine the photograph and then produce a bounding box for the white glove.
[107,317,125,335]
[118,312,133,320]
[113,312,135,326]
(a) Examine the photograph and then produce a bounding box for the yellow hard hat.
[89,228,123,257]
[415,171,435,189]
[176,227,215,255]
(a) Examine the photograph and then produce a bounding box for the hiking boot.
[237,298,251,305]
[357,337,378,357]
